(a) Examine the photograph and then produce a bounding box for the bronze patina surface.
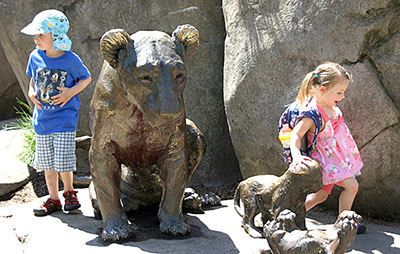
[89,25,204,241]
[234,160,323,238]
[262,209,361,254]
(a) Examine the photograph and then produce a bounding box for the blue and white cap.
[21,9,71,51]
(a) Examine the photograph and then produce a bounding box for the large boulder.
[0,1,240,188]
[0,42,26,120]
[223,0,400,219]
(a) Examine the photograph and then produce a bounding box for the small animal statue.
[234,160,323,238]
[89,25,205,241]
[262,209,361,254]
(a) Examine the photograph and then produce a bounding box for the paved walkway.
[1,188,399,254]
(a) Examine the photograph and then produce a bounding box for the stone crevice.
[358,122,398,150]
[366,54,400,115]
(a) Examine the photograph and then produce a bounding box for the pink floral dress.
[307,105,363,185]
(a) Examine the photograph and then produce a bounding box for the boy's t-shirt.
[26,49,91,135]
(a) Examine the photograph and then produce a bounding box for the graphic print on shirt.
[35,68,67,110]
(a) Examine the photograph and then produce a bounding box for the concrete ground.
[1,122,399,254]
[1,188,399,254]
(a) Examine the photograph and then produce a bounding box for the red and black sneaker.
[33,198,62,216]
[63,190,81,211]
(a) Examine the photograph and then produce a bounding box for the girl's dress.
[307,105,363,185]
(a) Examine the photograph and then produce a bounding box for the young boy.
[21,9,92,216]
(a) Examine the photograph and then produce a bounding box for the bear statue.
[89,25,205,241]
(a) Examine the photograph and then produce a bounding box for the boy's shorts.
[322,181,343,194]
[34,131,76,172]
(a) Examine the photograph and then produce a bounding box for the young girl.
[21,9,91,216]
[289,62,366,233]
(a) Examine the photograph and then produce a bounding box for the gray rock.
[75,135,91,176]
[0,130,33,196]
[0,1,240,188]
[223,0,400,218]
[0,42,26,121]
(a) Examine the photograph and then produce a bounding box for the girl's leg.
[339,177,359,213]
[60,171,74,192]
[44,169,59,200]
[305,189,329,211]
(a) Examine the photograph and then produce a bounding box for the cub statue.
[89,25,205,241]
[262,209,361,254]
[234,160,323,238]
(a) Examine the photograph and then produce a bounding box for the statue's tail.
[233,184,243,217]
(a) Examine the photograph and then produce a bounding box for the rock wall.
[223,0,400,219]
[2,0,400,219]
[0,0,240,188]
[0,42,26,120]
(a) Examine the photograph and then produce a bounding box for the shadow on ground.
[49,201,240,253]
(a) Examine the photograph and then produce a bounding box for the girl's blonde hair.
[296,62,352,105]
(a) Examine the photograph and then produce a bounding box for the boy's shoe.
[33,198,62,216]
[357,223,367,234]
[63,190,81,211]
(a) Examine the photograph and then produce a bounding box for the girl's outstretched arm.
[290,117,315,168]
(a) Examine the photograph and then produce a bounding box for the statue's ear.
[172,24,199,59]
[100,29,133,69]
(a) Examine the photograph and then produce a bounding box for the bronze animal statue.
[262,209,361,254]
[89,25,205,241]
[234,160,323,238]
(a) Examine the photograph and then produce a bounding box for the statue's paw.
[201,192,221,206]
[277,209,296,224]
[183,188,204,214]
[336,210,362,235]
[159,218,191,235]
[244,223,264,238]
[101,219,134,242]
[259,248,273,254]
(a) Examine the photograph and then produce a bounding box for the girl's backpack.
[278,100,323,164]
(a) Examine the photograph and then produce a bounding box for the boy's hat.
[21,9,71,51]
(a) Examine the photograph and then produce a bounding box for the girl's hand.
[28,88,42,110]
[51,87,73,107]
[290,155,314,170]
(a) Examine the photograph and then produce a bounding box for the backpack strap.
[317,105,344,133]
[299,107,322,154]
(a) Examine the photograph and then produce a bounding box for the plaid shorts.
[34,131,77,172]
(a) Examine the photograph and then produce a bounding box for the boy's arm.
[51,76,92,107]
[290,117,315,167]
[28,78,42,110]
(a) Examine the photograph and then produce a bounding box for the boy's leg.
[338,177,359,214]
[44,169,60,200]
[35,169,62,216]
[54,131,76,192]
[33,134,62,216]
[54,131,81,211]
[60,171,81,211]
[305,189,329,211]
[60,171,74,192]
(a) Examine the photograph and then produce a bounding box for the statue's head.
[99,25,199,125]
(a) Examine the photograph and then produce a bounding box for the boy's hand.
[28,89,42,110]
[52,87,73,107]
